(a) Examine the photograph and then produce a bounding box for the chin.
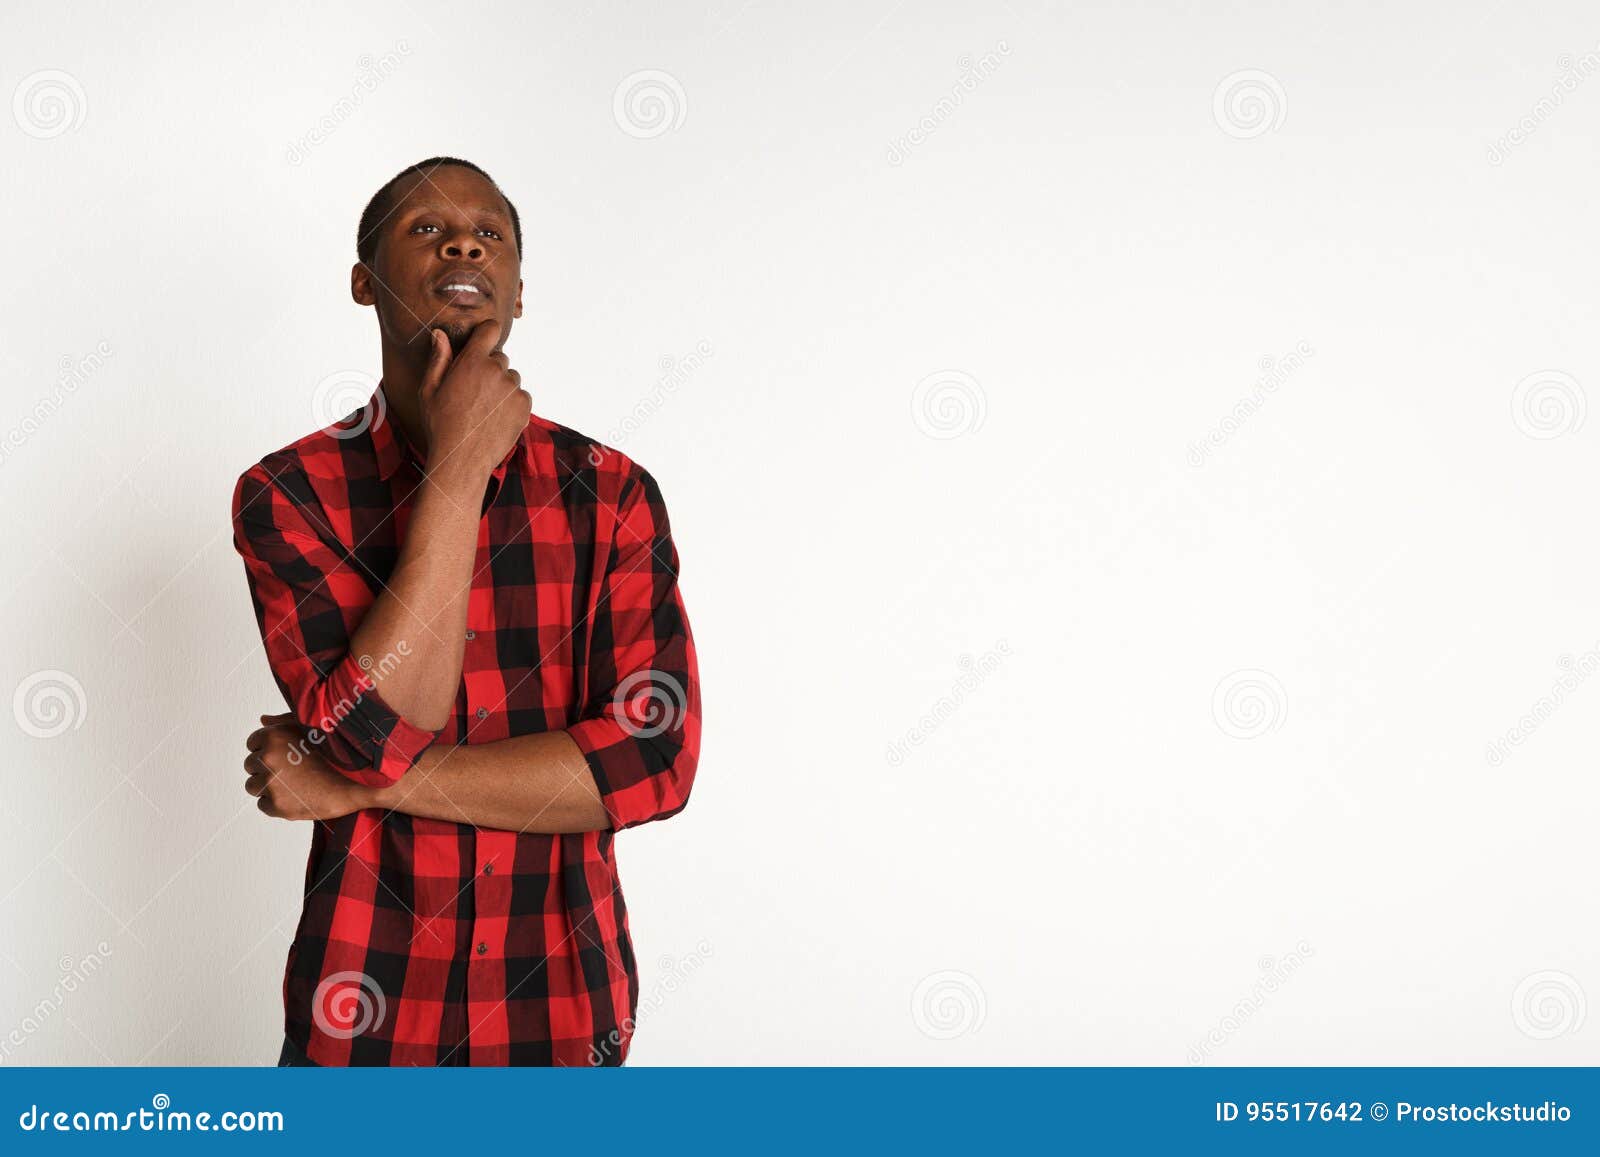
[440,321,476,355]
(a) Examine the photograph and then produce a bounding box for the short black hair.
[356,156,522,266]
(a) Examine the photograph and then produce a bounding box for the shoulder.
[524,413,667,510]
[230,418,379,522]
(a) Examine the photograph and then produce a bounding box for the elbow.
[605,743,698,831]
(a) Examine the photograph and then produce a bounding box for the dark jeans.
[276,1036,318,1067]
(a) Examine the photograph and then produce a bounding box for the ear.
[351,262,376,306]
[513,278,523,319]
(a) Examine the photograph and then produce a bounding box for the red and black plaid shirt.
[230,386,700,1066]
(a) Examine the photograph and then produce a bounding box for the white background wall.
[2,0,1598,1065]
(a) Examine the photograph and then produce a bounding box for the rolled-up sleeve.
[567,467,701,831]
[230,463,438,787]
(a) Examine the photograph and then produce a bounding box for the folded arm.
[372,464,701,832]
[232,455,484,786]
[245,460,700,834]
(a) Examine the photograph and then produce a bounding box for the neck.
[379,338,430,458]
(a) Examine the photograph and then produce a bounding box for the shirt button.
[483,863,494,876]
[475,706,489,720]
[476,942,488,955]
[465,630,475,640]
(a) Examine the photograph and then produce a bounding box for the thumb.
[420,328,453,398]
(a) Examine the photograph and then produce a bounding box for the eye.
[411,223,440,235]
[477,227,503,240]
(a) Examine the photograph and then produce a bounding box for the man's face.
[352,165,522,356]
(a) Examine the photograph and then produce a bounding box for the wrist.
[422,456,490,500]
[366,749,435,811]
[346,779,388,813]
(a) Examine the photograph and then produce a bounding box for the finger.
[464,318,502,360]
[420,327,454,398]
[245,727,271,752]
[243,753,269,777]
[507,369,521,388]
[245,773,269,798]
[488,349,509,371]
[256,795,277,817]
[259,712,295,726]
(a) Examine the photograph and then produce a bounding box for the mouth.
[432,269,492,308]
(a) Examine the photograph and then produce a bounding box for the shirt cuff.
[566,715,692,831]
[310,653,439,787]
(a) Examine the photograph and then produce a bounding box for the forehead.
[387,166,511,218]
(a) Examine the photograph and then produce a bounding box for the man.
[230,157,701,1067]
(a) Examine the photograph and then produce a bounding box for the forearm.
[365,730,611,833]
[346,461,487,731]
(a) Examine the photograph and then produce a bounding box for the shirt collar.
[370,381,536,482]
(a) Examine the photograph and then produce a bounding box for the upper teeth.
[442,283,479,293]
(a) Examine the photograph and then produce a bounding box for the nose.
[437,228,485,262]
